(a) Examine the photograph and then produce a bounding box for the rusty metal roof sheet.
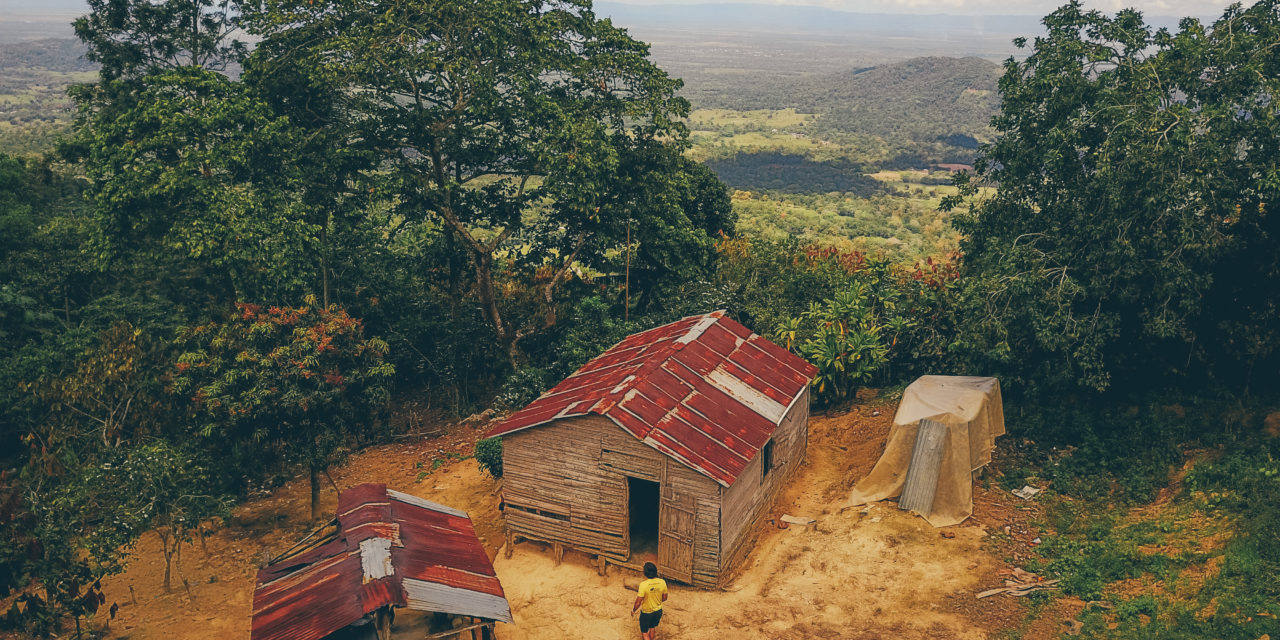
[251,484,512,640]
[486,310,817,486]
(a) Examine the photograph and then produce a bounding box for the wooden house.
[487,311,817,588]
[251,484,512,640]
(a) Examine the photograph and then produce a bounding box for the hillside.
[0,38,94,153]
[0,37,91,71]
[795,57,1001,142]
[700,56,1002,144]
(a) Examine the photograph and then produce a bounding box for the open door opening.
[627,477,660,563]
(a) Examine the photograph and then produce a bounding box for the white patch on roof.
[675,314,720,344]
[706,367,787,424]
[388,489,469,518]
[610,374,637,394]
[359,537,394,582]
[402,577,514,624]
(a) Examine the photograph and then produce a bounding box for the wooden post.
[553,542,564,566]
[374,606,392,640]
[596,555,607,577]
[504,528,514,559]
[624,219,631,323]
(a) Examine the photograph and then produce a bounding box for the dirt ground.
[97,402,1056,640]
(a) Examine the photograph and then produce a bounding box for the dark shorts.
[639,609,663,632]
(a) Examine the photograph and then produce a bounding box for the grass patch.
[1009,398,1280,639]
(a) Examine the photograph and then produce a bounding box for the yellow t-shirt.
[637,578,668,614]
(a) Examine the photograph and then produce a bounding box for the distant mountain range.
[594,2,1198,36]
[2,0,1203,33]
[596,3,1042,35]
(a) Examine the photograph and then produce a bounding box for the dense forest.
[0,0,1278,639]
[704,152,883,195]
[701,56,1001,142]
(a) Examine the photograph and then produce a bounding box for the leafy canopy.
[240,0,694,355]
[948,0,1280,394]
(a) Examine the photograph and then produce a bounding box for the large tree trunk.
[468,250,517,365]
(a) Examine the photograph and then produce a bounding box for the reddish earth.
[90,400,1057,640]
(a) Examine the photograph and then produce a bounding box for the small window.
[762,439,775,481]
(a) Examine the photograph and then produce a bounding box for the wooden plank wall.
[502,415,723,588]
[663,458,722,588]
[717,387,810,584]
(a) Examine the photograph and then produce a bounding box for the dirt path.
[494,403,1006,640]
[100,404,1042,640]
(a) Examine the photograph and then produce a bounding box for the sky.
[605,0,1240,16]
[0,0,1242,19]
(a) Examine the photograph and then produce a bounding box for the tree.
[173,301,394,519]
[240,0,691,363]
[2,445,148,637]
[73,0,244,81]
[945,1,1280,395]
[68,67,319,304]
[108,440,231,592]
[595,145,734,318]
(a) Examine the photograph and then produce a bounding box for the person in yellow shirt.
[631,562,668,639]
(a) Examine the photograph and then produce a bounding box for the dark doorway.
[627,477,660,562]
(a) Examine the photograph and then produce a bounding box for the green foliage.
[495,368,551,412]
[776,285,890,402]
[0,433,226,633]
[0,39,96,155]
[68,67,318,302]
[1,0,1274,634]
[691,57,1000,166]
[1013,402,1191,504]
[474,438,504,479]
[1008,397,1280,639]
[706,237,963,397]
[172,301,393,514]
[240,0,695,361]
[948,0,1280,395]
[544,296,640,381]
[96,440,232,592]
[73,0,243,80]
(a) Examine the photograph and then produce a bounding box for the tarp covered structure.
[850,375,1004,527]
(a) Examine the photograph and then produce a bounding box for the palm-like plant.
[782,283,892,402]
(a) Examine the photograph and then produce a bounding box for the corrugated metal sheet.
[487,310,818,487]
[899,419,947,514]
[403,578,515,624]
[251,484,512,640]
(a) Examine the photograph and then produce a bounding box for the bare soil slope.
[100,403,1043,640]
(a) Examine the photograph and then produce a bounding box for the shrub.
[474,437,503,479]
[495,367,549,411]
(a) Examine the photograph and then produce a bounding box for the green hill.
[697,56,1002,154]
[792,57,1001,143]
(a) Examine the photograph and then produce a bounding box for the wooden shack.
[487,310,817,588]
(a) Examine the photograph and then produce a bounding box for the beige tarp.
[850,375,1005,527]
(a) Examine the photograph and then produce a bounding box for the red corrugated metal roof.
[251,484,511,640]
[486,310,817,486]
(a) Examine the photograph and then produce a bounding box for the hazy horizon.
[0,0,1236,18]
